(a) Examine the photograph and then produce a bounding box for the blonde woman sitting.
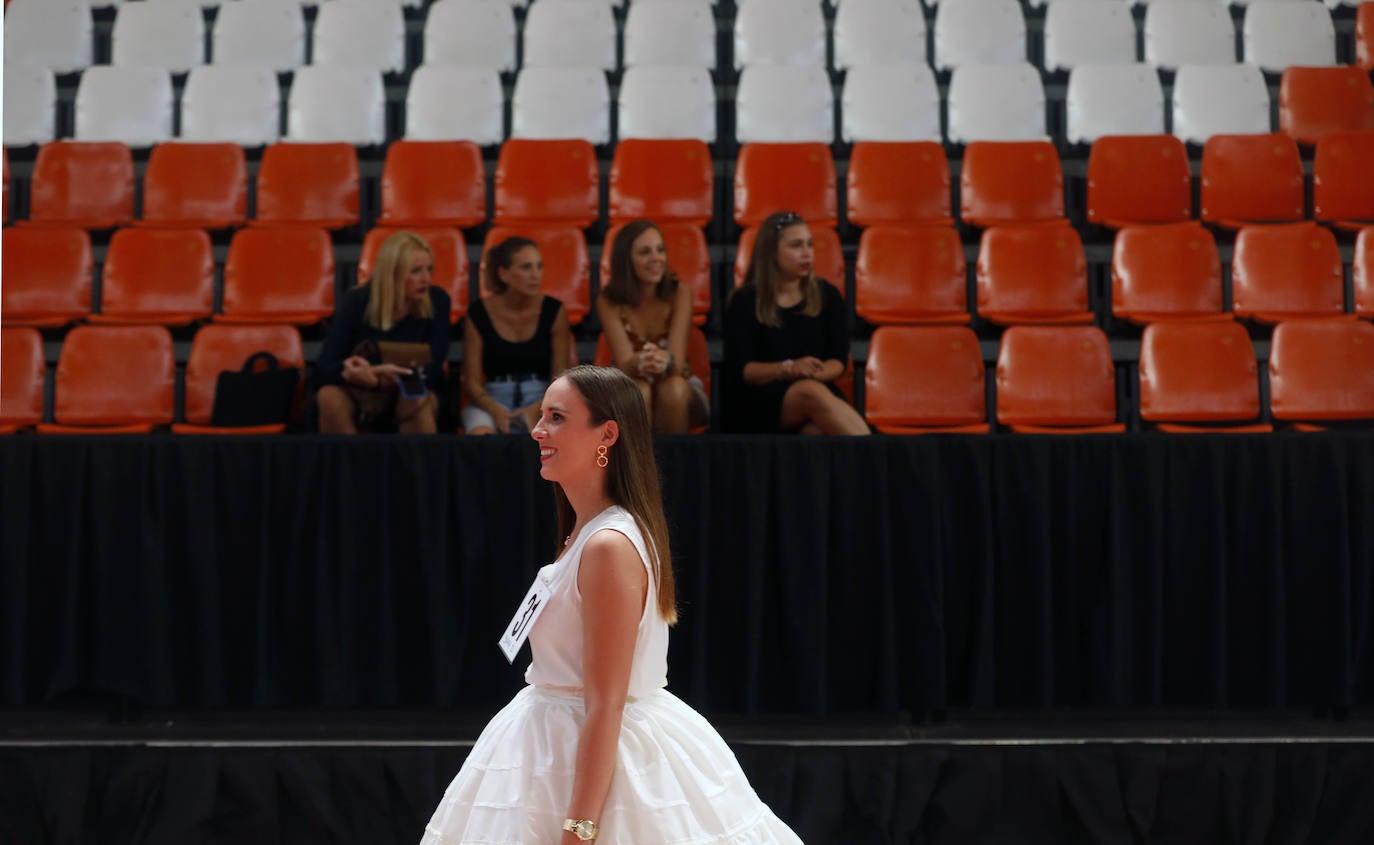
[315,231,449,434]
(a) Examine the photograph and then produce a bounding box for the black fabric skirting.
[3,741,1372,845]
[1,434,1372,713]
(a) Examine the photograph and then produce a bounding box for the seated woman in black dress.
[461,236,571,434]
[315,230,449,433]
[722,210,869,435]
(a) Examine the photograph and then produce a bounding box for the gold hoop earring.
[596,444,609,468]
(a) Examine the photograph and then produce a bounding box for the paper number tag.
[498,575,553,664]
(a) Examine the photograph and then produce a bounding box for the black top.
[467,295,563,380]
[721,281,850,433]
[314,286,451,391]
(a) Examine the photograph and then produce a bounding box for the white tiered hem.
[420,686,804,845]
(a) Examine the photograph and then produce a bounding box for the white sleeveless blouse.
[524,505,670,698]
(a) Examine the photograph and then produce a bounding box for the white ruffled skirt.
[420,685,805,844]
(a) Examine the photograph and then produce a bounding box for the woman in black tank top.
[461,237,571,434]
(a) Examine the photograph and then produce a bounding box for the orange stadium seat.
[21,141,134,230]
[734,225,846,293]
[846,141,952,228]
[38,325,174,434]
[601,222,711,324]
[1269,318,1374,428]
[493,139,599,229]
[1278,66,1374,146]
[1111,222,1226,325]
[864,325,989,434]
[379,140,486,229]
[136,142,247,229]
[1359,2,1374,70]
[995,325,1125,433]
[0,327,46,433]
[1138,320,1270,433]
[733,142,838,229]
[855,225,968,326]
[481,226,591,325]
[252,142,359,229]
[173,324,305,434]
[975,225,1092,325]
[218,227,336,325]
[88,228,214,327]
[1,227,93,328]
[959,140,1066,229]
[1356,227,1374,320]
[1199,133,1305,228]
[1086,135,1192,229]
[358,226,468,323]
[608,139,713,228]
[1231,222,1345,324]
[1313,130,1374,231]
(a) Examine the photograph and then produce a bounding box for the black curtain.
[2,434,1372,713]
[3,742,1372,845]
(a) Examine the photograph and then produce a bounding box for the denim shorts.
[461,376,548,433]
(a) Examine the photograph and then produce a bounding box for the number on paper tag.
[498,575,553,664]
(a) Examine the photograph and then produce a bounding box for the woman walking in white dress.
[420,365,803,844]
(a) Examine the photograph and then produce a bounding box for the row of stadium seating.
[6,218,1371,334]
[8,59,1374,149]
[5,319,1372,433]
[5,218,1368,336]
[6,133,1373,237]
[8,0,1371,78]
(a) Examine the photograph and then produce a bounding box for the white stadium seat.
[624,0,716,68]
[1243,0,1336,72]
[618,66,717,142]
[74,66,174,147]
[424,0,517,72]
[181,65,282,145]
[3,66,58,147]
[4,0,94,74]
[405,65,505,145]
[286,66,387,145]
[1171,63,1272,145]
[511,67,612,144]
[212,0,306,72]
[734,0,826,69]
[1144,0,1237,70]
[1066,64,1166,144]
[946,62,1046,143]
[1044,0,1138,72]
[735,64,835,143]
[933,0,1025,71]
[311,0,405,74]
[111,2,205,72]
[523,0,618,71]
[841,64,941,143]
[833,0,927,71]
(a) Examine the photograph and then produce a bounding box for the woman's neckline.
[484,293,545,343]
[560,504,620,558]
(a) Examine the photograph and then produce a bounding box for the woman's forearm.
[564,704,625,825]
[742,361,790,385]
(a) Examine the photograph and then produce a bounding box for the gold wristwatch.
[562,818,599,840]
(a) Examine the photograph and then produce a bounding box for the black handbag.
[210,351,301,427]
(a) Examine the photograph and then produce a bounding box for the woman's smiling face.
[531,376,603,483]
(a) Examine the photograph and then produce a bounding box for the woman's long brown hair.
[601,219,680,308]
[552,365,677,624]
[742,210,821,328]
